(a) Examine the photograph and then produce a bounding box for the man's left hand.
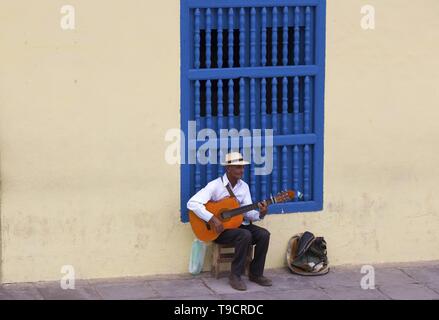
[258,200,268,219]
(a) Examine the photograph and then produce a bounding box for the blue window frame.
[180,0,326,222]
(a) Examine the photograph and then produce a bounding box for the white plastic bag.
[189,239,207,275]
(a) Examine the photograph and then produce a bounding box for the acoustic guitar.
[189,190,300,242]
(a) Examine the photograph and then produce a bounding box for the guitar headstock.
[274,190,302,203]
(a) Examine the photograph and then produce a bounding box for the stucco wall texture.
[0,0,438,283]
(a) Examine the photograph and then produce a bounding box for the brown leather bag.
[286,231,330,276]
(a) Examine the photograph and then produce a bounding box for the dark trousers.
[214,224,270,277]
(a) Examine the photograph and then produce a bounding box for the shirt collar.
[222,173,242,188]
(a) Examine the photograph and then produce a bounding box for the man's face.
[227,165,245,180]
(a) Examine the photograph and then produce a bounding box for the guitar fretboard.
[221,197,275,219]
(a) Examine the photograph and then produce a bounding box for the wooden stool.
[211,243,254,279]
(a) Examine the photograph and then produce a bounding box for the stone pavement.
[1,261,439,300]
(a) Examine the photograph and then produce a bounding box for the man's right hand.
[209,216,224,234]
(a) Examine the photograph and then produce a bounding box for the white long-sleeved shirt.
[187,173,263,225]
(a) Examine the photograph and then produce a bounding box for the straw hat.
[221,152,250,166]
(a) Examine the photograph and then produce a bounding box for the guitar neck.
[222,197,275,219]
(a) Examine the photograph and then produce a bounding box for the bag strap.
[221,176,237,198]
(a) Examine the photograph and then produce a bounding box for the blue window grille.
[180,0,326,222]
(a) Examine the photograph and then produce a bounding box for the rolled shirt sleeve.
[241,184,262,222]
[186,182,215,222]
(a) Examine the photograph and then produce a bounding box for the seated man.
[187,152,272,291]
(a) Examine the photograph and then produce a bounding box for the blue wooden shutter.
[180,0,326,222]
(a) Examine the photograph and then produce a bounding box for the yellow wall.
[0,0,438,283]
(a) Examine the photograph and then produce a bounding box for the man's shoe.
[229,274,247,291]
[248,274,273,286]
